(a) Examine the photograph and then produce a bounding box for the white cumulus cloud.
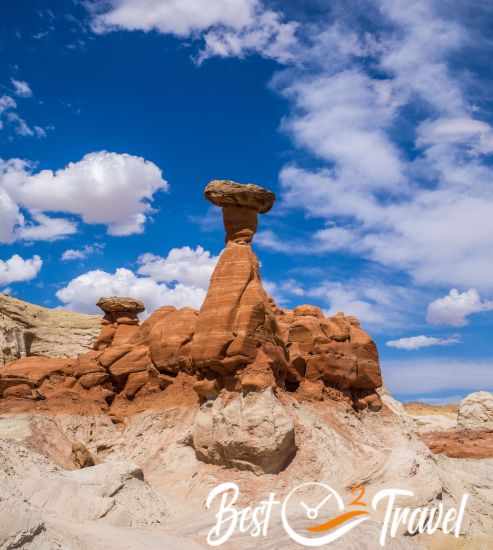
[0,254,42,286]
[0,151,168,242]
[386,335,460,350]
[427,289,493,327]
[56,245,217,314]
[90,0,257,35]
[0,187,20,244]
[198,8,298,63]
[137,246,218,289]
[61,249,87,262]
[89,0,298,64]
[57,268,206,315]
[16,213,77,241]
[280,70,406,192]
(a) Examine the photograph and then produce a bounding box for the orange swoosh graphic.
[307,510,369,533]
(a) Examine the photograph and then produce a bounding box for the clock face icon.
[281,482,369,547]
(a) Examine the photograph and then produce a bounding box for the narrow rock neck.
[222,205,258,244]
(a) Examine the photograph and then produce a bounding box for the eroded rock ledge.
[421,429,493,459]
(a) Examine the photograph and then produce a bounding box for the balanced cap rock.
[97,297,145,315]
[205,179,275,244]
[205,180,275,212]
[97,297,144,324]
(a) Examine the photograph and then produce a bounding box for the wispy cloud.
[267,275,424,331]
[1,79,48,139]
[386,334,461,350]
[11,78,32,98]
[61,243,105,261]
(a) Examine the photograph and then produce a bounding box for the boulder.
[99,345,133,368]
[193,378,220,401]
[293,304,324,318]
[354,391,383,412]
[79,372,109,389]
[297,379,324,401]
[0,357,71,388]
[192,388,296,474]
[458,391,493,429]
[239,364,276,393]
[73,353,104,377]
[109,346,151,380]
[204,179,275,214]
[136,306,177,344]
[123,371,150,399]
[96,297,145,315]
[149,308,197,373]
[71,441,96,468]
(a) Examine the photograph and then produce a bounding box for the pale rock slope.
[0,293,100,366]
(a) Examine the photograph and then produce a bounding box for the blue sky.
[1,0,492,402]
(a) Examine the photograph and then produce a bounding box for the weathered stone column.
[191,180,279,376]
[94,297,145,350]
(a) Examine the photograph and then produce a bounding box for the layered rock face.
[0,180,382,419]
[0,293,100,367]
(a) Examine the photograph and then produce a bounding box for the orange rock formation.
[0,180,383,415]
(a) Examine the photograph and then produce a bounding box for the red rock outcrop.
[421,429,493,459]
[276,306,382,409]
[0,179,383,415]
